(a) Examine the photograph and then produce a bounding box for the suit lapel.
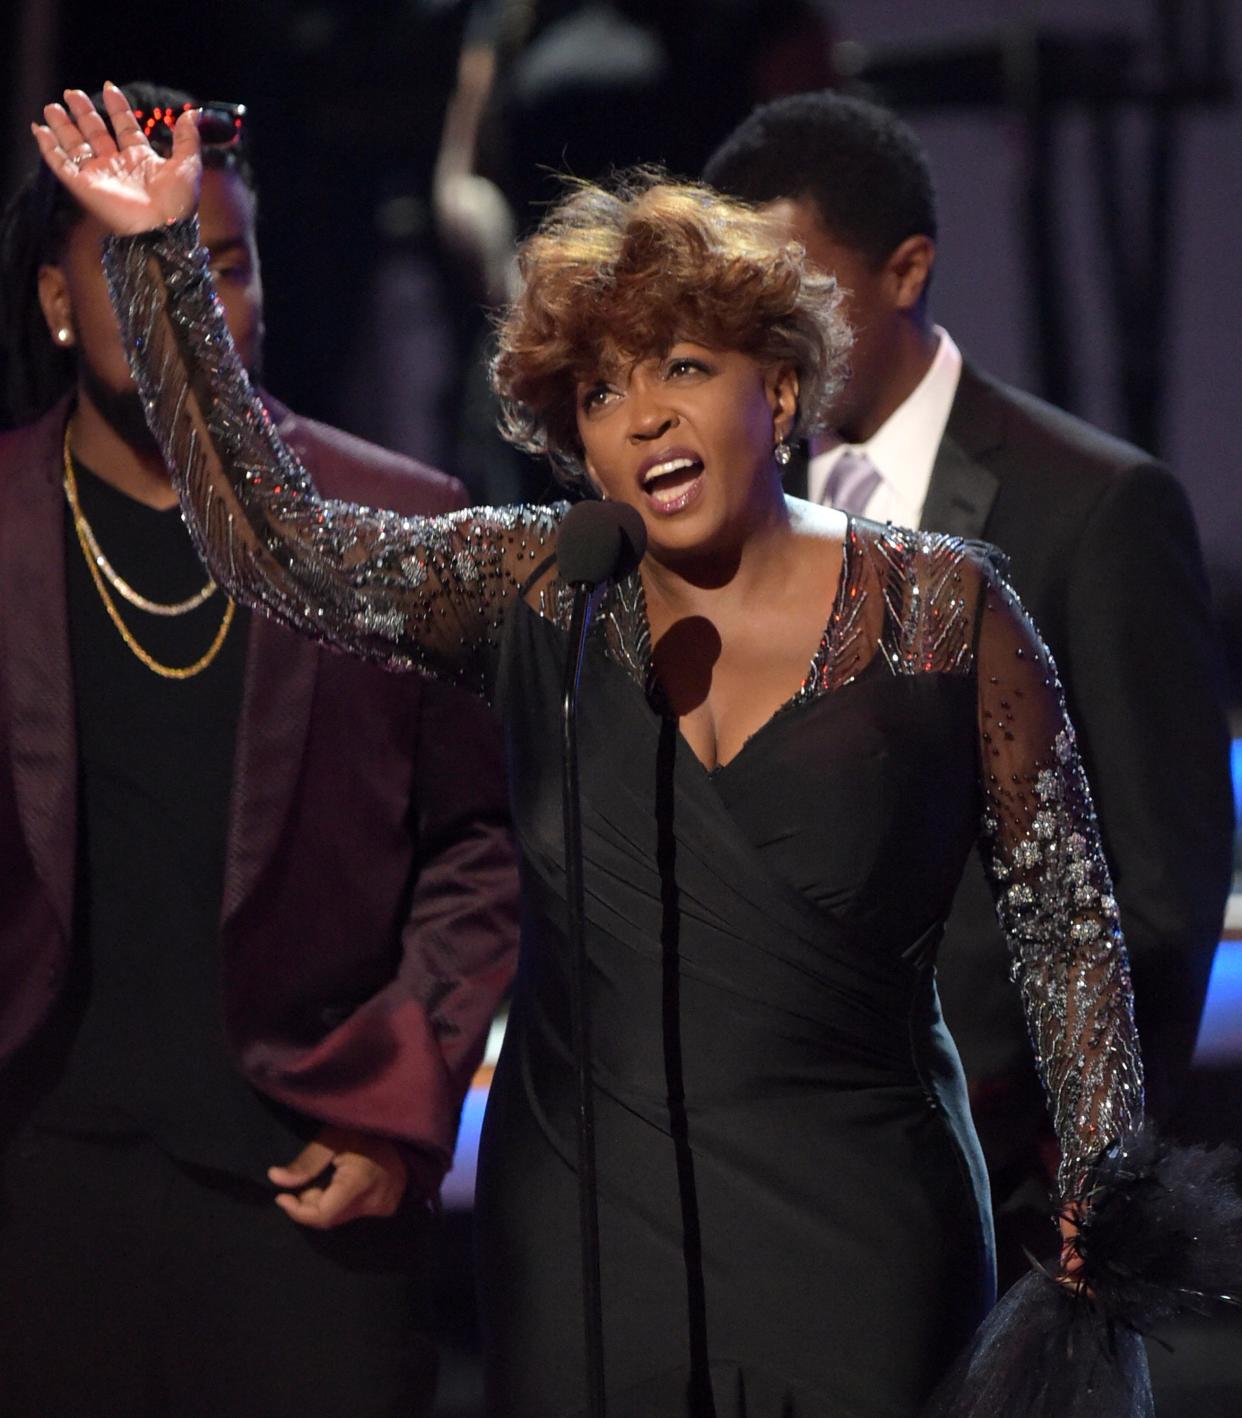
[920,432,1000,540]
[2,403,78,939]
[220,609,319,925]
[920,363,1004,540]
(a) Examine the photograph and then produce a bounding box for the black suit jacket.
[0,397,520,1194]
[791,362,1233,1137]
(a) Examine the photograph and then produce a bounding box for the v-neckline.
[612,516,856,779]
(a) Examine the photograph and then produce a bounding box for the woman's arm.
[35,86,564,695]
[106,216,560,692]
[972,561,1145,1208]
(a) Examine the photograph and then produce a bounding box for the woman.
[34,89,1144,1416]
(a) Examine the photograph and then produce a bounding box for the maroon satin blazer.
[0,396,519,1194]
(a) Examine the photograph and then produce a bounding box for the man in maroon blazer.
[0,83,518,1418]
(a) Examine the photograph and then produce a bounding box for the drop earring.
[774,437,792,467]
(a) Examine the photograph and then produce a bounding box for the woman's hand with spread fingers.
[31,81,201,234]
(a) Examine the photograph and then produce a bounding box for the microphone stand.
[562,580,607,1418]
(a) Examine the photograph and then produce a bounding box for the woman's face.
[574,341,797,563]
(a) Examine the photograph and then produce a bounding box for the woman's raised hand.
[31,82,201,234]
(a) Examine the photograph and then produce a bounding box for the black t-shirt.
[30,461,312,1180]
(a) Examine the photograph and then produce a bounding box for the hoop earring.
[774,438,792,467]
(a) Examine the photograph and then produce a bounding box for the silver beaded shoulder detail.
[871,525,977,677]
[797,521,978,698]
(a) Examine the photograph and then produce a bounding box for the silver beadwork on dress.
[975,579,1145,1199]
[104,218,565,697]
[103,219,1143,1204]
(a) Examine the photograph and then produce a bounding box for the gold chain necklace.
[77,512,217,615]
[62,431,236,680]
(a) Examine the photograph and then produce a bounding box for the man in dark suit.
[705,92,1234,1287]
[0,84,518,1416]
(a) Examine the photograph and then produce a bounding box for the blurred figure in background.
[434,0,840,503]
[0,81,519,1417]
[705,90,1235,1291]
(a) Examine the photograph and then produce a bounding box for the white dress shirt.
[808,326,963,529]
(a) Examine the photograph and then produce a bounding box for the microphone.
[556,499,647,587]
[555,497,646,1418]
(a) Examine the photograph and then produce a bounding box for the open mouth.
[639,455,705,515]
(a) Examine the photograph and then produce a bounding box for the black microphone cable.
[555,499,646,1418]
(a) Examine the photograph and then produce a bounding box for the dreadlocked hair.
[0,80,254,430]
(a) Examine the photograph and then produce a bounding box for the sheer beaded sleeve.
[974,562,1144,1204]
[102,218,566,696]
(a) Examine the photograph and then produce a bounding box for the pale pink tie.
[821,448,882,515]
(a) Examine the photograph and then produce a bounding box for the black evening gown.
[103,221,1144,1418]
[477,591,994,1416]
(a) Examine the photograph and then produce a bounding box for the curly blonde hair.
[490,171,851,484]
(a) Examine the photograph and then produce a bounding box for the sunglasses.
[127,101,247,150]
